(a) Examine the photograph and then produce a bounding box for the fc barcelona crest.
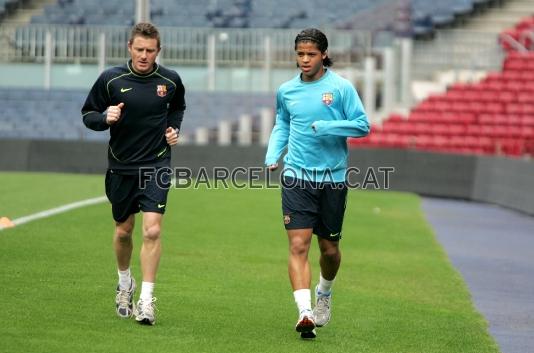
[284,215,291,225]
[322,92,333,106]
[157,85,167,97]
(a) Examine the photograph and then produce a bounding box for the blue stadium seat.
[25,0,489,38]
[0,88,275,141]
[412,0,478,30]
[25,0,385,32]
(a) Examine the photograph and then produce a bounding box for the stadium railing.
[0,24,382,66]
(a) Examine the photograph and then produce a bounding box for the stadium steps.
[411,0,534,80]
[463,0,534,32]
[1,0,55,25]
[411,32,502,81]
[410,29,503,104]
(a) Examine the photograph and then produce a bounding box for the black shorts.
[105,168,172,223]
[281,176,348,241]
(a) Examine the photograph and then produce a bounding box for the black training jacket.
[82,60,186,171]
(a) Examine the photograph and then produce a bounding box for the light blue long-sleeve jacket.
[265,69,370,182]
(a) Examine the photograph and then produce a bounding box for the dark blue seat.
[0,88,275,141]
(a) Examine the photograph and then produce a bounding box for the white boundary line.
[0,196,107,231]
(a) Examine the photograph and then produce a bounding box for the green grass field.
[0,172,500,353]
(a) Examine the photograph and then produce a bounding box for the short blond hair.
[129,22,160,49]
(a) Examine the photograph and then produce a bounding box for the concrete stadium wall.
[1,139,533,215]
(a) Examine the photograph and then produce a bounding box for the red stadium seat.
[449,136,466,149]
[506,114,523,125]
[498,138,524,156]
[467,124,483,136]
[413,122,432,135]
[524,82,534,92]
[521,126,534,138]
[448,124,467,135]
[522,116,534,126]
[388,114,405,122]
[384,134,410,148]
[480,125,501,139]
[409,111,432,122]
[382,120,412,135]
[414,135,433,149]
[430,124,450,136]
[498,91,516,103]
[353,33,534,157]
[524,139,534,155]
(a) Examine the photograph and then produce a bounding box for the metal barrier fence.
[0,24,379,67]
[0,24,411,118]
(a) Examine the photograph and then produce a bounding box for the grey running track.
[422,198,534,353]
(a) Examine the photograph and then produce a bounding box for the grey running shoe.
[135,297,157,325]
[313,285,332,327]
[115,278,136,318]
[295,309,316,334]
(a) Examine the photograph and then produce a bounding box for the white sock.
[140,281,155,301]
[118,268,132,290]
[293,289,312,314]
[318,273,335,295]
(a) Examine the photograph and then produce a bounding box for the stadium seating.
[412,0,502,38]
[30,0,383,28]
[0,88,274,141]
[350,50,534,157]
[0,0,24,22]
[350,12,534,157]
[27,0,496,37]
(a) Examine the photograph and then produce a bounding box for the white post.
[218,120,232,145]
[44,31,52,89]
[207,34,216,91]
[238,114,252,146]
[363,56,376,124]
[135,0,150,23]
[195,127,210,145]
[98,32,106,74]
[399,37,413,107]
[382,46,395,117]
[135,0,156,62]
[263,35,272,91]
[259,107,273,146]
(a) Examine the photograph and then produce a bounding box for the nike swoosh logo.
[329,232,340,238]
[157,204,165,209]
[121,88,132,93]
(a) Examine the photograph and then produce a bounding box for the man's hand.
[106,102,124,125]
[267,163,278,171]
[165,127,179,146]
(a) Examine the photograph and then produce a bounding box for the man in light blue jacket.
[265,28,370,339]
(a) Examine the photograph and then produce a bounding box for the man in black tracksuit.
[81,22,185,326]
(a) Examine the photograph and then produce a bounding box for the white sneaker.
[313,285,332,327]
[115,278,136,318]
[295,309,316,333]
[135,297,157,325]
